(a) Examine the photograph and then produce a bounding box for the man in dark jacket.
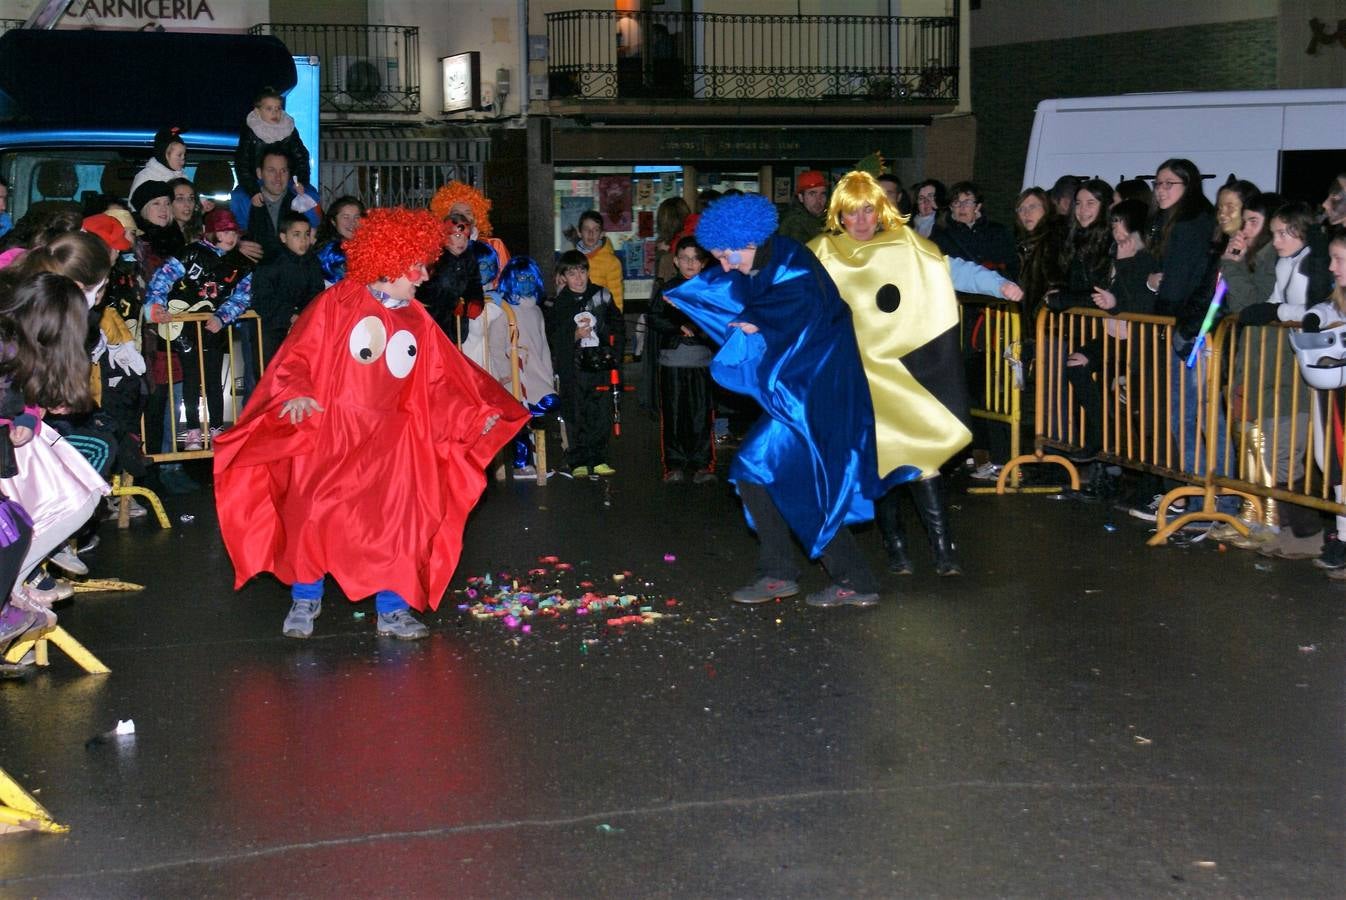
[932,180,1017,279]
[230,150,320,263]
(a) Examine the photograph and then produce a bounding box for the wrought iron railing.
[248,24,420,114]
[546,10,958,103]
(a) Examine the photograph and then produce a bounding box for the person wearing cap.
[777,170,829,246]
[213,207,529,642]
[144,205,255,476]
[129,126,187,202]
[665,193,884,609]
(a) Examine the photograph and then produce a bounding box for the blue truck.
[0,28,319,226]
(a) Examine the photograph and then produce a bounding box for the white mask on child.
[82,278,108,308]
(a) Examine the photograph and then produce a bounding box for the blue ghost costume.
[666,235,879,559]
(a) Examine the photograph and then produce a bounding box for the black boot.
[875,489,913,575]
[911,476,962,576]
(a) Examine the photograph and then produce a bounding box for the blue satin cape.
[666,236,878,558]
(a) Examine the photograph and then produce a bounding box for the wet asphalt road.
[0,411,1343,898]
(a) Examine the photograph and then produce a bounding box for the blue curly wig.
[695,193,779,251]
[498,256,543,305]
[473,242,500,285]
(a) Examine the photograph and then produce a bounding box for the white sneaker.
[970,462,1001,481]
[48,547,88,577]
[103,496,148,520]
[1127,494,1183,523]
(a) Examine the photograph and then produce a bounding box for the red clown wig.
[344,207,445,286]
[429,181,494,237]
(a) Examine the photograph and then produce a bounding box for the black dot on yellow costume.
[876,284,901,314]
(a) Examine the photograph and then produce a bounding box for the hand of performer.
[1065,352,1089,367]
[149,304,172,324]
[8,424,32,447]
[205,315,224,334]
[1147,272,1164,292]
[728,321,759,334]
[679,325,696,337]
[279,396,324,424]
[999,282,1024,302]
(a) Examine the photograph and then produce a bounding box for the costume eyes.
[385,330,418,378]
[349,316,388,364]
[876,284,902,313]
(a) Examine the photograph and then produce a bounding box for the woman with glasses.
[1126,159,1220,519]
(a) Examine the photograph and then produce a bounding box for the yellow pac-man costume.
[808,227,972,481]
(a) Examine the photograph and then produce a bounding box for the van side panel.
[1023,89,1346,200]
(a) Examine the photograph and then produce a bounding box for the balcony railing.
[546,10,958,103]
[248,24,420,114]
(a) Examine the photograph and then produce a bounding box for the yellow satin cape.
[808,227,972,480]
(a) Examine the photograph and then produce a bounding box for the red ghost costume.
[213,278,529,611]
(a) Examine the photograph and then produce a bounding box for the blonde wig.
[824,170,908,234]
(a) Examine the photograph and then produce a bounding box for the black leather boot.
[911,476,962,576]
[875,489,913,575]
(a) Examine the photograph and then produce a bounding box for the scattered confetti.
[458,560,669,637]
[179,514,195,523]
[596,823,624,834]
[663,553,677,562]
[352,611,366,620]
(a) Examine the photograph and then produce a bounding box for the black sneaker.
[1313,538,1346,570]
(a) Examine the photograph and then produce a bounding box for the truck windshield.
[0,148,236,222]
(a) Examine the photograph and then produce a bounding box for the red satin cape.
[213,279,528,610]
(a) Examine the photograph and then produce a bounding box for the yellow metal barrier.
[958,294,1038,492]
[998,306,1346,547]
[141,311,264,462]
[1001,306,1251,542]
[0,766,68,835]
[1203,317,1346,532]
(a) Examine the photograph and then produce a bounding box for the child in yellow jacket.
[575,210,624,311]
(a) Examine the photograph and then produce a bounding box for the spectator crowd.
[1,84,1344,655]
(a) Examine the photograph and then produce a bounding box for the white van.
[1022,88,1346,202]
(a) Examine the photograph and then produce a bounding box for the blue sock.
[291,578,324,602]
[375,590,408,614]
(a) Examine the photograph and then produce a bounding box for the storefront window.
[552,166,759,301]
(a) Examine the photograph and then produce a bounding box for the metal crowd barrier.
[957,294,1035,492]
[114,312,265,528]
[999,306,1346,547]
[1206,317,1346,535]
